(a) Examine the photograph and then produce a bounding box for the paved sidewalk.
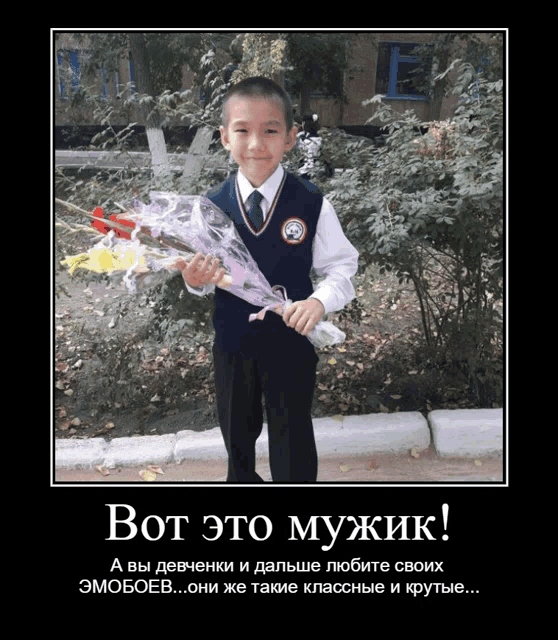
[54,409,504,482]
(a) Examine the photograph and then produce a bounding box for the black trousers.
[212,325,318,483]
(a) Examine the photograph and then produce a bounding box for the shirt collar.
[237,165,284,207]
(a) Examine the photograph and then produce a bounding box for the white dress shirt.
[187,165,359,315]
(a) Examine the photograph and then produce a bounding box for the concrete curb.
[54,409,503,470]
[429,408,503,458]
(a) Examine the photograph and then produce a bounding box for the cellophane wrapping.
[87,192,346,348]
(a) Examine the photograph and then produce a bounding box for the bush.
[326,62,503,405]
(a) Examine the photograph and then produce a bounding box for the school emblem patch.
[281,217,307,245]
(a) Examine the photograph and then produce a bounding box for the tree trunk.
[428,37,451,122]
[128,33,170,177]
[299,83,313,117]
[181,125,214,191]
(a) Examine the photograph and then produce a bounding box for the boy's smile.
[220,96,296,188]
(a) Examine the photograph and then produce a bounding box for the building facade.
[54,31,497,145]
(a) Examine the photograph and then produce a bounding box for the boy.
[178,77,358,482]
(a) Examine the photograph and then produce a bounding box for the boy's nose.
[248,134,266,150]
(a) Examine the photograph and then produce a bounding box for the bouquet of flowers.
[58,192,346,348]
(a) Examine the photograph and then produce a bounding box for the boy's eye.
[266,129,278,134]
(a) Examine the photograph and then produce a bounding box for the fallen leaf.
[328,357,337,365]
[340,464,351,473]
[379,403,389,413]
[474,459,482,466]
[332,414,345,422]
[368,459,379,470]
[139,469,157,481]
[147,465,164,475]
[96,465,110,476]
[337,347,347,352]
[410,447,420,459]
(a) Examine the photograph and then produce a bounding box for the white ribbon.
[248,285,292,322]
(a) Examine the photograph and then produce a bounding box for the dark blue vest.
[206,170,322,352]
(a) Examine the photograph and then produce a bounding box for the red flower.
[91,207,110,234]
[109,213,135,240]
[90,207,136,239]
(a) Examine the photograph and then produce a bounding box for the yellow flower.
[61,248,146,274]
[89,248,113,270]
[60,253,89,274]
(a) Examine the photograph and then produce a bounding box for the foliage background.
[54,32,504,435]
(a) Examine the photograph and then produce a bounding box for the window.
[100,67,109,98]
[56,50,80,99]
[57,48,122,100]
[376,42,426,99]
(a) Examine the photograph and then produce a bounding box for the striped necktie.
[246,190,264,231]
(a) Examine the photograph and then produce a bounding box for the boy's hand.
[176,253,226,289]
[283,298,325,336]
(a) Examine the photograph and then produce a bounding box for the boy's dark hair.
[221,76,294,131]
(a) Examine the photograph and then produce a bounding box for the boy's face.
[220,96,296,188]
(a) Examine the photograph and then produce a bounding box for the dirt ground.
[54,260,492,443]
[54,449,503,483]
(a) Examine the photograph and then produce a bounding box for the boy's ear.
[219,126,230,150]
[284,126,297,151]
